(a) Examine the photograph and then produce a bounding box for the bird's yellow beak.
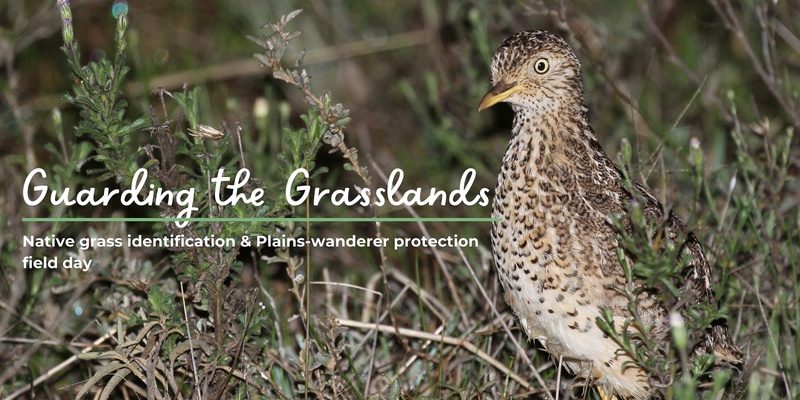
[478,81,522,111]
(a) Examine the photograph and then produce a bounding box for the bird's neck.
[502,104,609,190]
[507,104,589,163]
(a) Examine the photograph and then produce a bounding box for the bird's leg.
[581,361,593,400]
[556,355,563,399]
[578,359,618,400]
[596,387,618,400]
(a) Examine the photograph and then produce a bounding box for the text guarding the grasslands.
[22,167,490,226]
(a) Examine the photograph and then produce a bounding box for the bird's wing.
[631,182,742,363]
[576,177,741,363]
[575,177,714,305]
[630,182,715,304]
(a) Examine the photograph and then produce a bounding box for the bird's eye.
[533,58,549,74]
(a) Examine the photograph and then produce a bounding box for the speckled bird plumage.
[481,31,741,399]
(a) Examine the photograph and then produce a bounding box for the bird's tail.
[696,323,743,366]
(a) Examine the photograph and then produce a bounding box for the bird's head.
[478,30,584,114]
